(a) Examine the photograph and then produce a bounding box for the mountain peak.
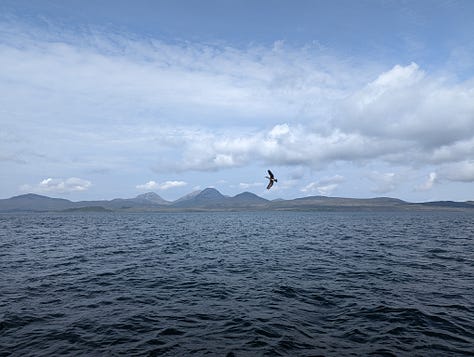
[133,192,169,205]
[172,187,225,207]
[174,190,202,203]
[195,187,225,200]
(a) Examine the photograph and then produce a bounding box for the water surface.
[1,211,473,356]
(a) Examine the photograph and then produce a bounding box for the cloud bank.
[1,20,473,200]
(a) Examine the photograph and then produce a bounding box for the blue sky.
[1,0,474,202]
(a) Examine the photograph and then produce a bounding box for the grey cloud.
[439,161,474,182]
[429,138,474,164]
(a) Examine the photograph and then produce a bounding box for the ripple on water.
[0,211,473,356]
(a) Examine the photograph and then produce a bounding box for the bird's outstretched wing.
[266,180,274,190]
[267,170,274,179]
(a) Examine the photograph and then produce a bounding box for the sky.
[1,0,474,202]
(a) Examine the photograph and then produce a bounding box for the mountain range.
[1,188,473,212]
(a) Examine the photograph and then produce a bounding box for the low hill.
[229,192,269,206]
[0,193,76,212]
[269,195,408,210]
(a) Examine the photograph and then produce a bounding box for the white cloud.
[3,22,473,173]
[0,20,358,132]
[416,172,438,191]
[159,181,188,190]
[302,182,338,196]
[136,181,159,190]
[168,124,402,172]
[136,180,187,190]
[157,64,474,174]
[338,63,474,149]
[269,124,290,138]
[430,138,474,164]
[372,63,424,88]
[301,175,344,195]
[20,177,92,193]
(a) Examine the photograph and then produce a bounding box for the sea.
[1,211,473,356]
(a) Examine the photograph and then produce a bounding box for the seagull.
[265,170,278,190]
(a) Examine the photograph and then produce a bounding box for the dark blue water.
[1,211,473,356]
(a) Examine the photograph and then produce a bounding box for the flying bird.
[266,170,278,190]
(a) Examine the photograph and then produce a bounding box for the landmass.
[0,188,473,212]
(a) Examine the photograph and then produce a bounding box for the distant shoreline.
[1,190,473,213]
